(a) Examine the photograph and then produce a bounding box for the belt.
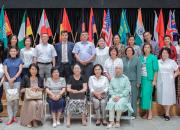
[61,62,69,65]
[37,62,52,65]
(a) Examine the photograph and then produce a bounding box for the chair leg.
[89,102,92,125]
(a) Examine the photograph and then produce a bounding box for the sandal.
[82,120,87,126]
[27,124,32,128]
[142,114,148,119]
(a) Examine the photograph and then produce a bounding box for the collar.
[93,75,103,80]
[115,74,124,78]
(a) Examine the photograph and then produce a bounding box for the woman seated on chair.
[45,67,66,128]
[89,64,109,126]
[106,64,133,128]
[66,64,87,127]
[20,63,44,128]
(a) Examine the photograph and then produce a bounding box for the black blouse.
[67,75,87,91]
[20,75,44,89]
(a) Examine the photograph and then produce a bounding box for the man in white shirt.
[33,32,57,79]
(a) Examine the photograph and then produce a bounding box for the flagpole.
[71,31,75,43]
[32,34,35,47]
[74,32,78,43]
[53,32,57,45]
[33,33,38,47]
[96,32,99,40]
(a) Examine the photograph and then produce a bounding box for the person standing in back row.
[33,32,57,79]
[73,31,96,79]
[55,30,74,81]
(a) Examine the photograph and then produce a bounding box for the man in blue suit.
[55,30,74,81]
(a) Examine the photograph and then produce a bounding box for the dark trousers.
[79,62,93,79]
[59,63,72,81]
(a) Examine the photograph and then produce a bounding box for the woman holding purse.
[3,46,23,125]
[20,63,44,128]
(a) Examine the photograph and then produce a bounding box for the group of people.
[0,30,180,128]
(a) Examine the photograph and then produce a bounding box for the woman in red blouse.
[163,35,177,61]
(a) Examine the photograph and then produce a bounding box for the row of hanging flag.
[0,5,179,49]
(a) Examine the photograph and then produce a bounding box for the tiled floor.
[0,116,180,130]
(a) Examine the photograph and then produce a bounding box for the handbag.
[6,88,19,101]
[25,88,42,100]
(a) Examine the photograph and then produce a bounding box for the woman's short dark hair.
[51,67,59,76]
[109,46,119,57]
[159,47,171,57]
[128,35,135,40]
[97,37,105,47]
[125,47,135,55]
[24,36,33,46]
[164,35,171,40]
[92,64,104,75]
[8,34,18,48]
[72,63,82,70]
[142,43,153,55]
[8,46,19,58]
[28,63,39,77]
[113,34,121,40]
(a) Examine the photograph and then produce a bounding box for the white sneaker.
[107,124,113,129]
[52,123,57,128]
[114,123,120,128]
[57,121,61,126]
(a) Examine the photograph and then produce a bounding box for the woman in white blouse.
[89,64,109,126]
[104,46,123,80]
[94,38,109,68]
[20,36,34,77]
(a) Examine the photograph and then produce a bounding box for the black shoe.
[96,121,101,126]
[164,115,170,121]
[96,123,101,126]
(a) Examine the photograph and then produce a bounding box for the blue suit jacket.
[54,41,75,66]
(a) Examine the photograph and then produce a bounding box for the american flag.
[166,10,178,44]
[101,9,113,47]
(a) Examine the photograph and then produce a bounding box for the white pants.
[4,82,20,120]
[109,109,122,122]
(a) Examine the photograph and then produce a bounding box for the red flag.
[60,8,72,33]
[88,8,97,42]
[37,9,52,37]
[4,11,13,36]
[100,10,107,39]
[156,9,164,48]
